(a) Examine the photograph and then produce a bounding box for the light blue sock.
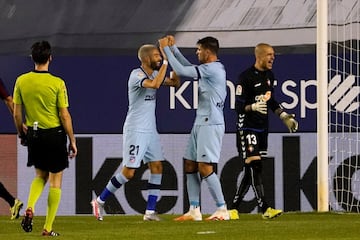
[186,173,201,207]
[203,172,226,207]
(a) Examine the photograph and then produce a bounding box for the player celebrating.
[228,43,298,219]
[91,44,180,221]
[159,35,229,221]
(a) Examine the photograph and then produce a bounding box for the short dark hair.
[31,41,51,64]
[197,36,219,54]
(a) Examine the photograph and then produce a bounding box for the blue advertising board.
[0,53,328,134]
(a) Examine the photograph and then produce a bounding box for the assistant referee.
[13,41,77,236]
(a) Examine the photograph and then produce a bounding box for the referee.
[13,41,77,236]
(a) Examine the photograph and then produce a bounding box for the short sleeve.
[57,81,69,108]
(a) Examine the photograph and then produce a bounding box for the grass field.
[0,212,359,240]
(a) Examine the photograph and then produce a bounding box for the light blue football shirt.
[164,46,227,125]
[123,67,159,132]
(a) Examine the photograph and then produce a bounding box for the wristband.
[163,60,168,65]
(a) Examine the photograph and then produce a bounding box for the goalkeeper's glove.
[251,101,267,114]
[280,112,298,133]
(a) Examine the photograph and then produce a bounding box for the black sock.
[0,182,15,207]
[231,163,251,210]
[249,160,269,213]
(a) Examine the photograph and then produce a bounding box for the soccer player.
[13,41,77,236]
[159,35,229,221]
[0,78,23,220]
[228,43,298,219]
[91,44,180,221]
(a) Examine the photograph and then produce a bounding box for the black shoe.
[21,207,33,232]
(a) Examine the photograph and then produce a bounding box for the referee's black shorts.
[26,126,68,173]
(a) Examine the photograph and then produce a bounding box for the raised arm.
[163,46,198,78]
[170,45,193,66]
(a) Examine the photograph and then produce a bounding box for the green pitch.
[0,212,359,240]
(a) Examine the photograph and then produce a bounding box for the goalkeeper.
[228,43,298,220]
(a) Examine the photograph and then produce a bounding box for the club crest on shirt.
[236,85,242,95]
[137,72,145,78]
[263,91,271,101]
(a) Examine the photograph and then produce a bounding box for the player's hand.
[158,37,169,49]
[167,35,175,46]
[251,101,267,114]
[280,112,298,133]
[18,132,27,146]
[68,142,77,159]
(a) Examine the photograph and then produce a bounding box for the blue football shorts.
[122,130,164,168]
[184,124,224,163]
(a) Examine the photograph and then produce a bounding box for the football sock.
[249,160,269,213]
[44,188,61,232]
[0,182,15,207]
[27,177,46,211]
[231,163,251,209]
[99,172,128,202]
[146,173,162,211]
[203,172,226,208]
[186,172,201,207]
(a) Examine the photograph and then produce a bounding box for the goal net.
[328,0,360,212]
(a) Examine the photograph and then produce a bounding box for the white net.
[328,0,360,212]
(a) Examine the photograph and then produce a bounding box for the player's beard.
[151,61,161,70]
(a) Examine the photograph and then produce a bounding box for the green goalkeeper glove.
[280,112,298,133]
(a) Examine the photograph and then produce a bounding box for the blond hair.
[137,44,157,61]
[255,43,272,57]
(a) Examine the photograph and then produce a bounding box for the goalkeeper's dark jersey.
[235,66,281,131]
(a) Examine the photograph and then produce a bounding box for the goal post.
[317,0,329,212]
[325,0,360,212]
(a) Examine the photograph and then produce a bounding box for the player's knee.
[198,162,214,177]
[121,167,136,180]
[149,161,163,174]
[249,159,263,172]
[244,156,261,164]
[183,159,197,173]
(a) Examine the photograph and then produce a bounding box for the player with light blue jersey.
[92,44,180,222]
[122,67,163,169]
[160,36,230,221]
[164,43,226,126]
[123,67,158,132]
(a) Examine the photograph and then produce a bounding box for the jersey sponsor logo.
[328,74,360,113]
[255,91,271,102]
[144,94,156,101]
